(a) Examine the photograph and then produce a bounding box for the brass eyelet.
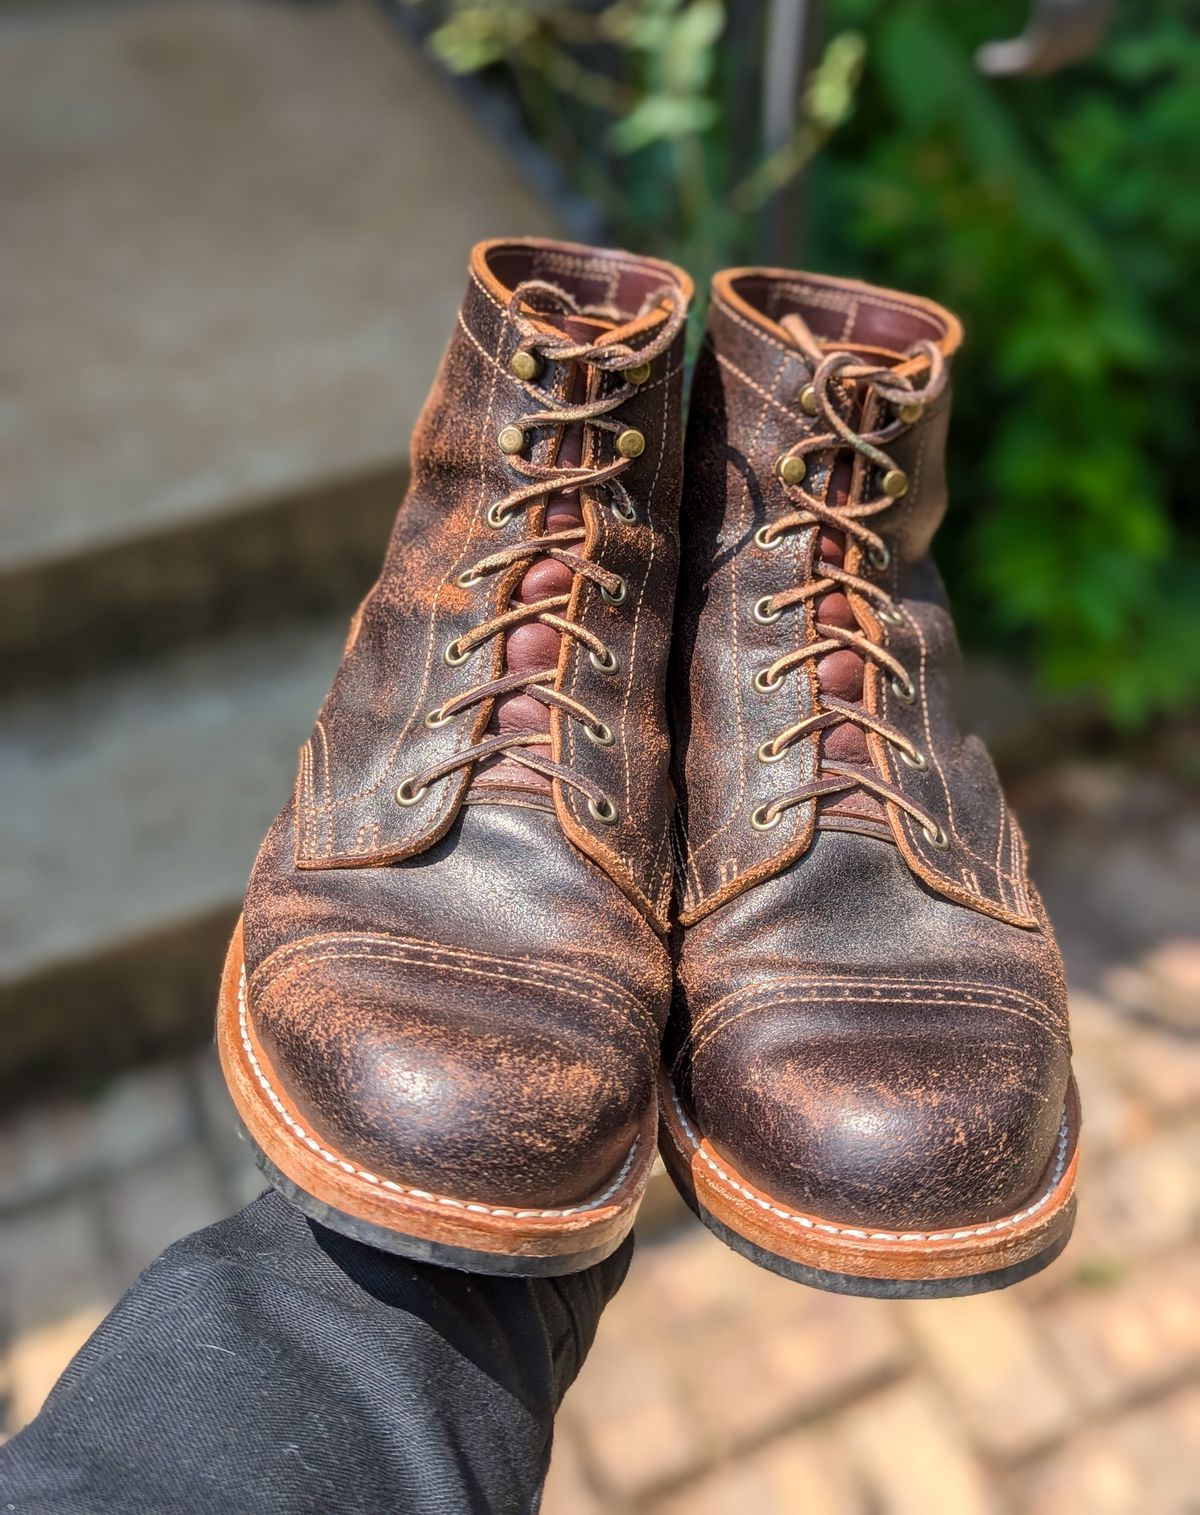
[899,746,927,771]
[444,639,470,666]
[487,501,516,529]
[881,468,909,499]
[867,541,891,572]
[601,577,627,605]
[891,675,916,705]
[589,646,619,674]
[876,601,904,625]
[456,568,484,588]
[754,524,783,551]
[750,804,781,831]
[799,383,819,416]
[609,498,638,525]
[897,400,924,424]
[509,350,543,383]
[622,360,652,385]
[752,595,783,625]
[588,794,619,825]
[424,708,453,729]
[757,739,787,764]
[616,428,646,459]
[585,720,614,747]
[922,821,949,850]
[394,778,427,806]
[753,667,783,694]
[775,454,807,486]
[497,425,525,456]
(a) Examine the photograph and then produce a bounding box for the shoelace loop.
[749,338,951,844]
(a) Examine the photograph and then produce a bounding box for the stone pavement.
[2,758,1197,1513]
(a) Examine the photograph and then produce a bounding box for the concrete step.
[0,620,345,1096]
[1,0,556,689]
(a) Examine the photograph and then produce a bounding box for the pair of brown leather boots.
[218,238,1079,1299]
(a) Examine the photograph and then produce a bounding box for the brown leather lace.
[397,280,686,824]
[749,333,951,844]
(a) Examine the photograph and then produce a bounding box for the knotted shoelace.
[396,279,686,824]
[748,327,952,846]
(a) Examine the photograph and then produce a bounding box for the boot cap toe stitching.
[676,977,1068,1072]
[250,930,656,1036]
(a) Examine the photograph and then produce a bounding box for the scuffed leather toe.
[249,934,654,1210]
[681,986,1071,1230]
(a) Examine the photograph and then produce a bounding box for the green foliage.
[606,0,723,153]
[412,0,863,281]
[813,0,1200,724]
[426,4,540,71]
[734,32,865,213]
[409,0,1200,726]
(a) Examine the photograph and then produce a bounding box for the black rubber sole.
[678,1180,1076,1299]
[244,1130,631,1278]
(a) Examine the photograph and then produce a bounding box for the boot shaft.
[294,239,691,929]
[674,268,1039,929]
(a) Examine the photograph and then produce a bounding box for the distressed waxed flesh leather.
[667,268,1075,1238]
[229,239,692,1248]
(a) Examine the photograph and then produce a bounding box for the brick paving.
[2,761,1198,1511]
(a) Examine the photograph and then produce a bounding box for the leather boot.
[218,238,691,1274]
[661,268,1080,1297]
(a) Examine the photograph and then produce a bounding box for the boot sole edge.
[658,1064,1081,1299]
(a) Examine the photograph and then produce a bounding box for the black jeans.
[1,1190,630,1514]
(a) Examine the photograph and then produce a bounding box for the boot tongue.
[794,330,905,825]
[474,310,616,794]
[780,310,905,372]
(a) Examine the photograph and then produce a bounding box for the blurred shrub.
[405,0,1200,725]
[816,1,1200,725]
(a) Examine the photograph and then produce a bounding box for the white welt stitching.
[668,1080,1070,1243]
[237,965,638,1220]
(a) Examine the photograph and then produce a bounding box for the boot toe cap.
[248,934,654,1210]
[682,983,1071,1231]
